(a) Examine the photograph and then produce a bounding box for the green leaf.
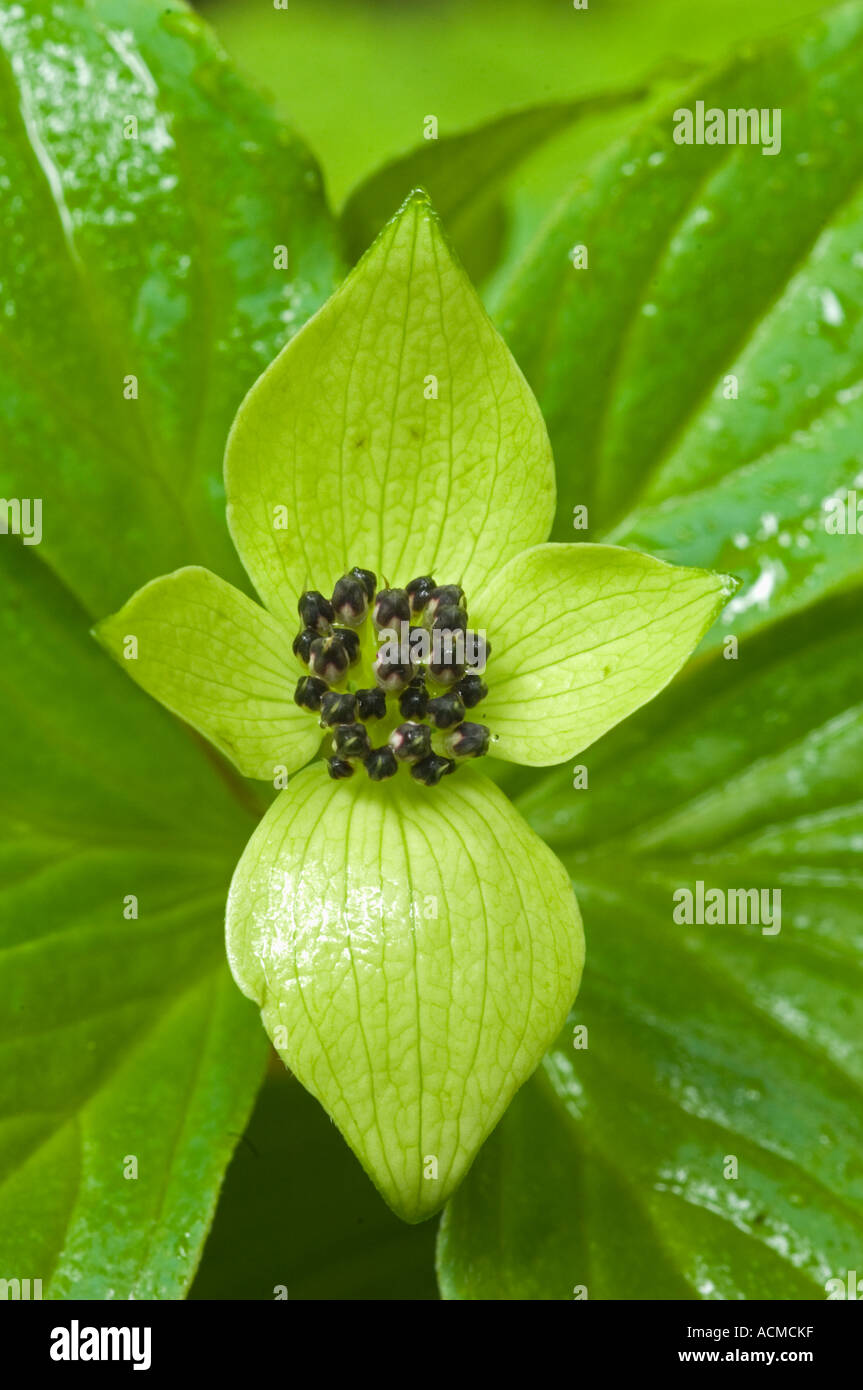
[477,542,733,765]
[226,765,584,1223]
[224,189,555,626]
[0,0,338,617]
[340,95,645,284]
[0,544,268,1298]
[192,1073,438,1301]
[0,0,339,1297]
[492,4,863,643]
[438,588,863,1298]
[94,567,320,781]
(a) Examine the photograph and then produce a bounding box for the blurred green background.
[197,0,830,210]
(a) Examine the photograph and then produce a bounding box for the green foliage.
[0,0,334,1297]
[2,0,862,1300]
[0,0,338,615]
[436,1,863,1298]
[339,96,646,283]
[0,540,268,1297]
[493,3,863,642]
[190,1073,438,1301]
[439,588,863,1298]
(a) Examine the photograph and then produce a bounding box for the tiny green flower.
[95,191,735,1223]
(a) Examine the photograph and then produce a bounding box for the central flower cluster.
[292,566,491,786]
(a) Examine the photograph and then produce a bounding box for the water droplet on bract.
[820,288,844,327]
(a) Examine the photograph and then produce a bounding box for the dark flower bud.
[426,584,465,621]
[405,575,435,615]
[365,746,398,781]
[356,687,387,721]
[332,723,371,759]
[294,675,328,711]
[411,753,456,786]
[332,626,361,666]
[456,674,488,708]
[350,566,377,601]
[320,691,357,726]
[290,628,318,664]
[332,573,369,626]
[292,627,318,664]
[389,722,432,763]
[444,722,490,759]
[428,656,466,688]
[327,756,355,780]
[432,603,468,634]
[427,692,466,729]
[373,655,412,693]
[373,587,410,630]
[309,634,350,684]
[293,636,316,667]
[399,679,429,720]
[298,589,334,633]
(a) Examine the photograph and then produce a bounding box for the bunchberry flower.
[389,721,433,763]
[365,746,398,782]
[331,572,369,626]
[373,587,410,630]
[319,691,357,727]
[405,574,435,614]
[427,692,466,729]
[444,722,490,759]
[356,687,387,722]
[96,192,734,1223]
[298,589,334,633]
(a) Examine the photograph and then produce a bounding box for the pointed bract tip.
[718,572,743,599]
[393,186,436,221]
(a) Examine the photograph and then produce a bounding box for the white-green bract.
[96,191,733,1222]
